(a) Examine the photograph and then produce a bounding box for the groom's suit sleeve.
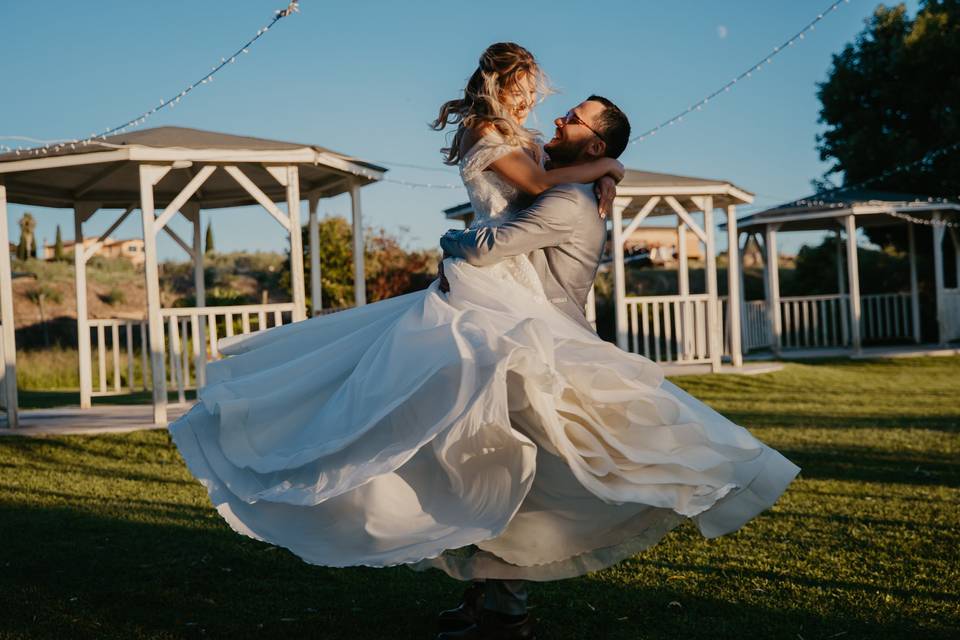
[440,185,581,267]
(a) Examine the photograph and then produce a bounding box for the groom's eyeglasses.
[559,111,606,144]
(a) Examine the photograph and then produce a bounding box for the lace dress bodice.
[458,133,548,301]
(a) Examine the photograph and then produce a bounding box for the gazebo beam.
[154,165,216,232]
[73,201,99,408]
[844,214,863,353]
[139,164,169,424]
[908,223,921,344]
[350,181,366,307]
[83,205,136,262]
[611,198,630,350]
[764,224,782,354]
[726,205,743,368]
[0,179,18,427]
[664,196,707,243]
[308,194,322,316]
[932,212,946,345]
[186,203,206,388]
[73,162,127,198]
[703,197,721,372]
[286,166,307,322]
[223,166,290,231]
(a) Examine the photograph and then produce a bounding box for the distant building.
[43,237,145,265]
[616,225,704,264]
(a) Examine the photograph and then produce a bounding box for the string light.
[629,0,851,145]
[0,1,299,156]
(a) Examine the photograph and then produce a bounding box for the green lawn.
[1,357,958,639]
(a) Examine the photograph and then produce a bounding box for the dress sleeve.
[460,133,518,180]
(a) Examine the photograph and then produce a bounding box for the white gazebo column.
[0,180,18,427]
[907,222,921,344]
[677,220,692,358]
[932,212,946,345]
[611,199,628,350]
[73,203,96,408]
[835,228,846,294]
[703,197,721,372]
[286,166,306,322]
[308,194,321,316]
[188,203,206,387]
[139,164,171,424]
[764,224,782,354]
[349,182,366,307]
[725,205,743,368]
[844,214,862,354]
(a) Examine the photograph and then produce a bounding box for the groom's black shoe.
[436,611,536,640]
[437,582,485,632]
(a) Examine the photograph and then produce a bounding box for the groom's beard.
[543,139,584,168]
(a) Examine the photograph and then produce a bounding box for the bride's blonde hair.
[431,42,551,165]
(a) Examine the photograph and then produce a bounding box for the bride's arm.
[487,148,624,197]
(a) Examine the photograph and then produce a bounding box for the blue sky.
[1,0,918,260]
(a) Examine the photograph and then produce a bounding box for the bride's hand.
[594,176,617,219]
[602,158,625,183]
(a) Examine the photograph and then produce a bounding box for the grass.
[0,357,958,639]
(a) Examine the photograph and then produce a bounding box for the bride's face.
[501,72,538,126]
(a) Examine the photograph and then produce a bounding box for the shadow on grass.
[779,444,959,488]
[0,502,954,640]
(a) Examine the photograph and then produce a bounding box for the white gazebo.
[444,168,755,372]
[730,191,960,355]
[0,126,385,428]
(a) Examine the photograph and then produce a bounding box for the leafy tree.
[816,0,960,249]
[53,225,65,261]
[204,221,215,254]
[16,212,36,261]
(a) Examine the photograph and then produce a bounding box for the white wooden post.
[308,194,321,315]
[611,199,628,350]
[0,180,18,427]
[677,220,693,359]
[725,205,743,368]
[907,222,921,344]
[764,224,782,353]
[73,202,98,408]
[845,214,862,354]
[139,164,170,424]
[835,228,846,294]
[286,166,306,322]
[349,182,366,307]
[703,197,721,372]
[932,212,946,345]
[188,203,207,387]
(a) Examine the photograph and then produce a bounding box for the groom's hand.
[438,260,450,293]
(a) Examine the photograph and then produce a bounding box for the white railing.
[778,294,850,349]
[738,292,914,351]
[87,318,148,396]
[626,294,718,363]
[88,302,296,401]
[943,289,960,342]
[859,292,914,342]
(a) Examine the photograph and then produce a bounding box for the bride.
[169,42,799,639]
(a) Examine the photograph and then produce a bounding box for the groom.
[436,95,632,640]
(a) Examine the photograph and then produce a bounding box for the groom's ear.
[584,138,607,160]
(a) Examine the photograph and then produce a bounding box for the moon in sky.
[717,25,729,39]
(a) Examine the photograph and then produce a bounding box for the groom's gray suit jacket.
[440,183,606,332]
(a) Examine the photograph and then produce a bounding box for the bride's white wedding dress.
[168,134,799,582]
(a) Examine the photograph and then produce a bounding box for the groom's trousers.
[483,579,528,616]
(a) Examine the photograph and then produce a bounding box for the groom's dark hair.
[587,95,630,159]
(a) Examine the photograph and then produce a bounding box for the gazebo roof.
[444,167,754,221]
[731,189,960,233]
[0,126,387,209]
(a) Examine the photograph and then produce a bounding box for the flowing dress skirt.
[168,258,799,581]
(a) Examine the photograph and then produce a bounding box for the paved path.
[0,404,191,437]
